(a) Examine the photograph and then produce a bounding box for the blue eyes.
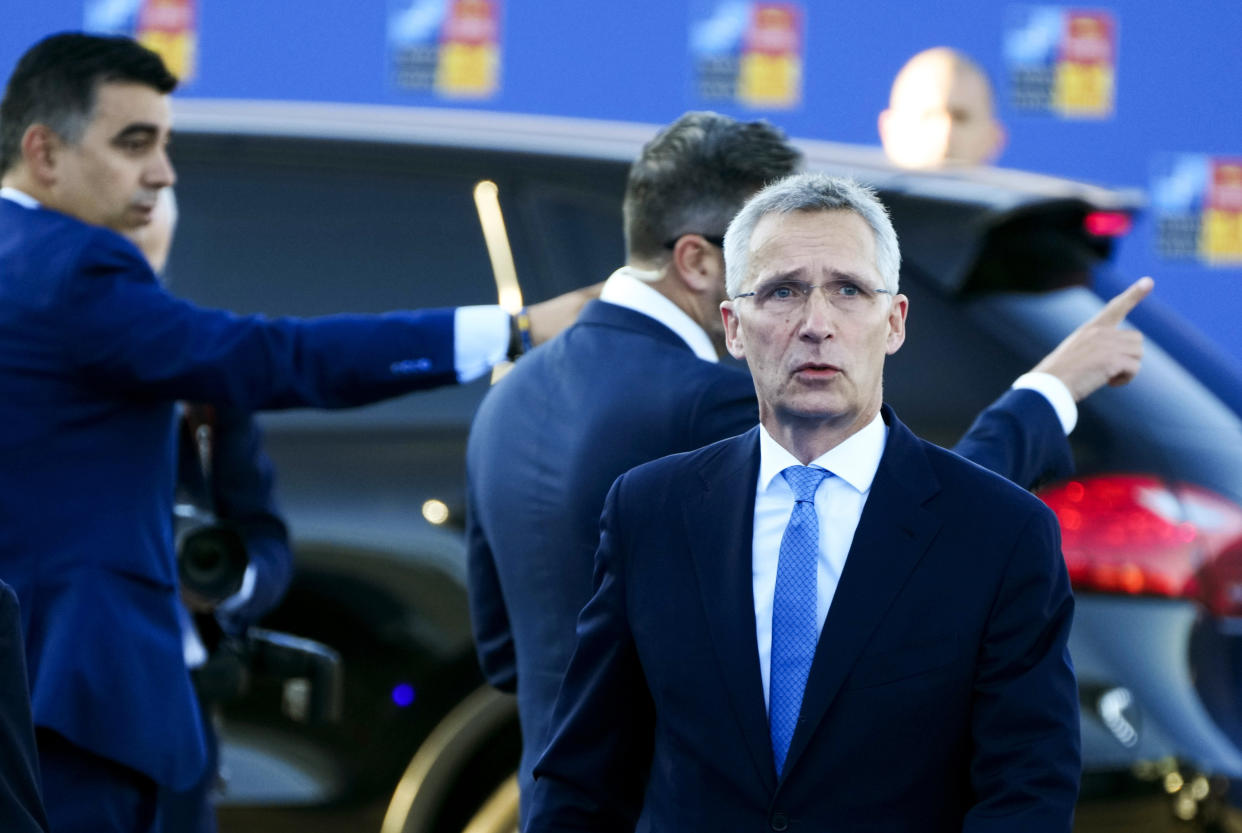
[760,282,868,301]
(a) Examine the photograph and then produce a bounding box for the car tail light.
[1084,210,1133,237]
[1039,475,1242,616]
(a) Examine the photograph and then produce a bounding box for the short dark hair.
[623,111,801,264]
[0,32,178,174]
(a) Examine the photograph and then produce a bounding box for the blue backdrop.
[5,0,1240,358]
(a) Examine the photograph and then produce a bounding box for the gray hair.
[723,173,901,298]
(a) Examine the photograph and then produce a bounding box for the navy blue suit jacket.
[465,300,1071,818]
[0,199,458,788]
[526,410,1080,832]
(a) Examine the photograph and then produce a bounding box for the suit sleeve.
[210,407,293,630]
[526,475,654,832]
[0,585,50,833]
[60,230,458,409]
[465,476,517,693]
[952,389,1073,491]
[963,505,1080,833]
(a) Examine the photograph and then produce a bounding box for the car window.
[166,137,498,316]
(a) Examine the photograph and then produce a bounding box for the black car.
[165,101,1242,833]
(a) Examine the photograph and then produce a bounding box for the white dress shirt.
[599,266,719,362]
[752,413,887,709]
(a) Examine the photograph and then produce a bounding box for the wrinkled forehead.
[746,209,879,283]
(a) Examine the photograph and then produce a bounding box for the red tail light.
[1039,475,1242,616]
[1084,210,1133,237]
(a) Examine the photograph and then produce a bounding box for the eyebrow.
[752,267,872,285]
[110,123,161,144]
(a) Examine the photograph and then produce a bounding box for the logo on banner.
[84,0,198,82]
[1153,155,1242,265]
[690,1,803,110]
[388,0,501,99]
[1004,6,1116,118]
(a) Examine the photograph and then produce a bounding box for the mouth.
[792,362,841,380]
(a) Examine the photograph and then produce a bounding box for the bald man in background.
[879,46,1006,169]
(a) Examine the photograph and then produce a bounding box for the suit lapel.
[780,409,943,780]
[682,428,777,793]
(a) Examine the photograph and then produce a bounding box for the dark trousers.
[38,729,160,833]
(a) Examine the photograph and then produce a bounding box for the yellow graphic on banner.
[436,0,500,98]
[1053,61,1113,114]
[736,4,801,109]
[1201,162,1242,264]
[738,53,799,108]
[1052,11,1114,117]
[136,0,197,81]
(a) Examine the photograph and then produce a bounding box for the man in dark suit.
[465,112,1146,822]
[525,172,1081,831]
[0,32,582,833]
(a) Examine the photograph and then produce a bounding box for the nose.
[146,146,176,189]
[798,286,835,341]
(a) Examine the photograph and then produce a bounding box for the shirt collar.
[757,411,888,496]
[0,187,40,209]
[599,266,718,362]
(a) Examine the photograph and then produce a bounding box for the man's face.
[881,64,1002,169]
[47,81,174,232]
[721,209,907,434]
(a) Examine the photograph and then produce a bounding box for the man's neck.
[760,406,881,465]
[628,260,727,356]
[601,265,720,361]
[1,170,42,200]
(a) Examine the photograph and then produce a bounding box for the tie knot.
[781,465,828,503]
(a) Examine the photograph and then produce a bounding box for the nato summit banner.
[1004,5,1117,119]
[388,0,503,100]
[84,0,198,82]
[1153,156,1242,267]
[689,1,804,110]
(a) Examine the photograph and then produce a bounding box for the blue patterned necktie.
[769,464,828,777]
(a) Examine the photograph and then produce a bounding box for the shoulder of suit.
[619,429,750,493]
[917,435,1054,517]
[5,206,152,292]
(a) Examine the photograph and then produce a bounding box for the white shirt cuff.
[1012,372,1078,435]
[215,562,258,614]
[454,305,510,383]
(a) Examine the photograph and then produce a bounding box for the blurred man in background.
[466,109,1148,823]
[0,31,585,833]
[879,46,1006,169]
[125,188,291,833]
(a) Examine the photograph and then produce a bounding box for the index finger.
[1092,276,1154,328]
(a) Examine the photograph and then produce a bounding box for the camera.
[175,503,342,724]
[177,512,249,606]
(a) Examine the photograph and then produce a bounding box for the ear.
[721,299,746,360]
[671,234,723,295]
[20,124,63,187]
[885,293,909,355]
[988,119,1007,163]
